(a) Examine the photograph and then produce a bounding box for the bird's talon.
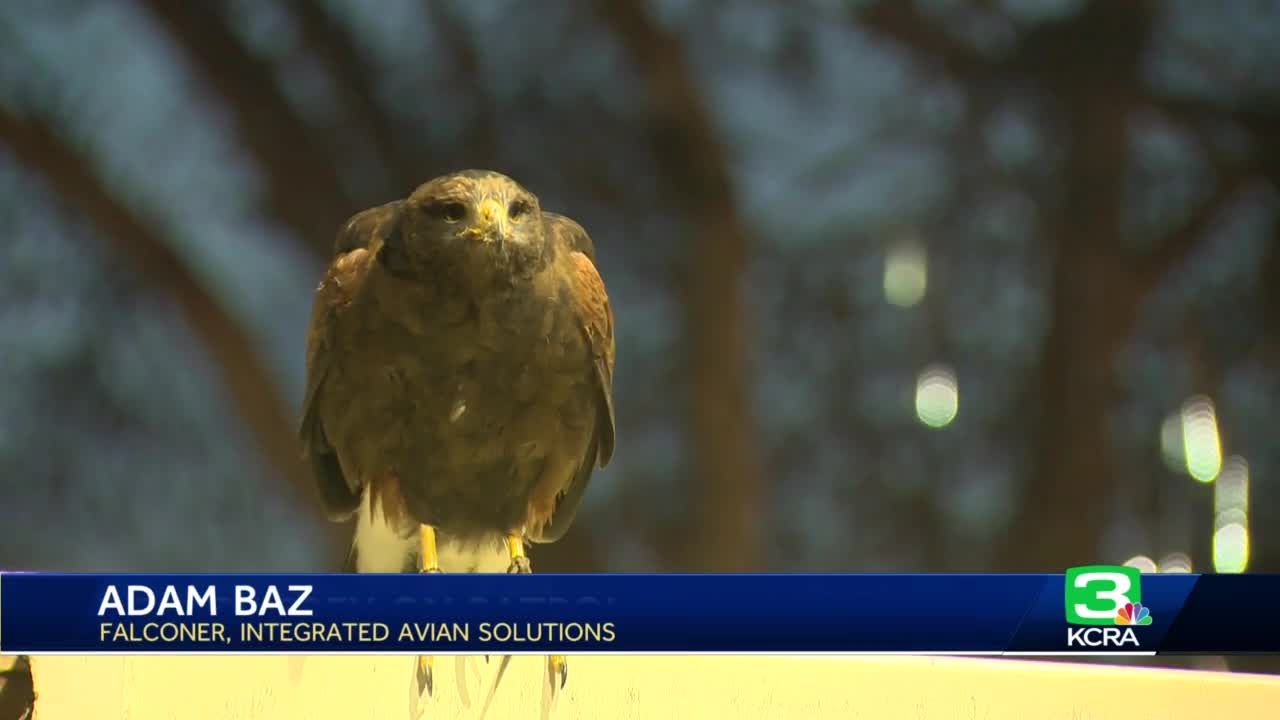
[416,655,434,697]
[549,655,568,691]
[507,556,531,574]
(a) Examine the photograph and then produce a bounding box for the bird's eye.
[426,201,467,223]
[508,200,530,221]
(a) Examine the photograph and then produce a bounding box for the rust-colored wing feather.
[300,201,402,520]
[570,250,616,465]
[529,215,616,543]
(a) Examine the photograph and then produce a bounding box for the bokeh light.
[1159,552,1193,573]
[1213,522,1249,574]
[1212,456,1250,573]
[915,365,958,428]
[1123,555,1158,574]
[1159,413,1184,472]
[1179,396,1222,483]
[1214,456,1249,519]
[883,237,927,308]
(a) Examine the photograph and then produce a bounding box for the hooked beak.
[468,198,508,247]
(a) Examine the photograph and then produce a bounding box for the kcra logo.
[1064,565,1153,649]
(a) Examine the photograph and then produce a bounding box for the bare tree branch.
[1151,96,1280,183]
[854,0,993,78]
[1135,168,1256,295]
[0,108,327,528]
[1148,34,1280,155]
[856,0,1165,80]
[858,5,1273,316]
[597,0,763,572]
[285,0,416,199]
[139,1,353,256]
[857,0,1279,175]
[423,0,498,168]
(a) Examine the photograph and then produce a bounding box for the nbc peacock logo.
[1114,601,1152,626]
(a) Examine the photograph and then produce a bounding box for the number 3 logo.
[1064,565,1141,625]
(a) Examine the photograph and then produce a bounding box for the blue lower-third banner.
[1,569,1277,654]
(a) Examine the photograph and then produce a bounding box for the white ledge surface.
[14,654,1280,719]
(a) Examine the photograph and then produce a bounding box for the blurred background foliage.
[1,0,1278,668]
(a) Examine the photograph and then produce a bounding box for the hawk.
[299,170,615,705]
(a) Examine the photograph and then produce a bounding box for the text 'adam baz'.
[97,585,314,617]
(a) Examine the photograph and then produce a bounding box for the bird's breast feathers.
[315,250,599,530]
[335,255,593,416]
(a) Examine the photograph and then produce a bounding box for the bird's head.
[388,170,547,285]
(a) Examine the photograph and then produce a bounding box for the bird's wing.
[529,214,615,543]
[300,201,403,521]
[543,211,597,260]
[569,248,617,465]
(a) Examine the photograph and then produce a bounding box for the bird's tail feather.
[350,488,419,573]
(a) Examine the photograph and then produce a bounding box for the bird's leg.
[416,525,442,698]
[501,534,568,703]
[420,524,442,573]
[505,534,530,574]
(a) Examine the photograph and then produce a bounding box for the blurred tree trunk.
[1010,100,1137,568]
[0,108,343,558]
[1000,2,1153,570]
[998,2,1263,570]
[598,0,764,571]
